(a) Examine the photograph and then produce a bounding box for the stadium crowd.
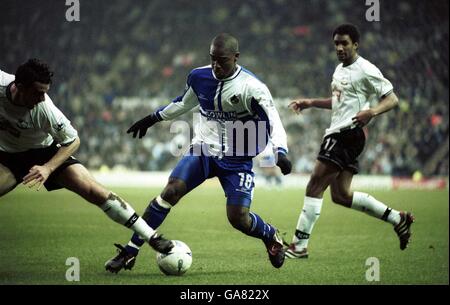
[1,0,448,176]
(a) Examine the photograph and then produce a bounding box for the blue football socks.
[125,198,171,254]
[247,212,276,244]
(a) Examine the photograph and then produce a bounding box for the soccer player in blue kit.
[105,33,292,272]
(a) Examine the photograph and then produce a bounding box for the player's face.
[18,82,50,109]
[210,45,239,79]
[333,34,358,64]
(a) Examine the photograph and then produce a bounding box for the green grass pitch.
[0,184,448,285]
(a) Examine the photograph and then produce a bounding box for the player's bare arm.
[23,137,80,190]
[288,97,332,114]
[352,92,399,127]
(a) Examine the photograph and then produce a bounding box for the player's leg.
[220,165,256,237]
[143,177,187,229]
[125,155,208,252]
[331,170,414,250]
[219,164,285,268]
[286,159,340,258]
[105,155,209,273]
[124,177,188,255]
[0,163,18,197]
[332,126,413,250]
[329,169,354,207]
[288,127,365,258]
[146,154,210,228]
[226,204,286,268]
[56,164,173,253]
[332,170,402,221]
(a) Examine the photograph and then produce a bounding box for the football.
[156,240,192,275]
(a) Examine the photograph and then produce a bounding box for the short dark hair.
[333,24,360,44]
[15,58,53,86]
[211,33,239,54]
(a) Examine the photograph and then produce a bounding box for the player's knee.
[0,165,17,196]
[0,181,16,197]
[227,211,251,232]
[73,178,108,205]
[306,174,325,196]
[161,182,185,205]
[58,165,107,204]
[331,191,352,207]
[0,172,17,197]
[228,216,247,232]
[82,183,107,205]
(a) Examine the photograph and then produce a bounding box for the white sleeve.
[248,83,288,154]
[0,70,15,86]
[364,63,394,99]
[157,75,199,120]
[37,94,78,145]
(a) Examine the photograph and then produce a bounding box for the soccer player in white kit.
[286,24,414,258]
[0,59,173,259]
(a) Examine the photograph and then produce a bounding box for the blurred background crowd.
[1,0,448,177]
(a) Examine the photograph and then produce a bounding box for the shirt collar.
[212,65,242,82]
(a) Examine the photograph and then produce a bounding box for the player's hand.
[22,165,52,191]
[127,112,160,139]
[352,109,374,128]
[276,152,292,175]
[288,99,312,114]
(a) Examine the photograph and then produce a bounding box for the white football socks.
[352,191,401,225]
[292,196,323,249]
[100,193,155,241]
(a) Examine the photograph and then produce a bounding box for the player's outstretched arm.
[127,76,199,139]
[352,92,399,127]
[288,98,332,114]
[127,112,161,139]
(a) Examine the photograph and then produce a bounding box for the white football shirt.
[326,56,394,136]
[0,70,78,153]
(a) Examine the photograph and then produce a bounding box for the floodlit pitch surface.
[0,185,448,284]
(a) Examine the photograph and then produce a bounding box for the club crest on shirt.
[230,95,240,104]
[54,122,65,131]
[339,76,350,87]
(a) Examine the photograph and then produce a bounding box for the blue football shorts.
[170,154,255,208]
